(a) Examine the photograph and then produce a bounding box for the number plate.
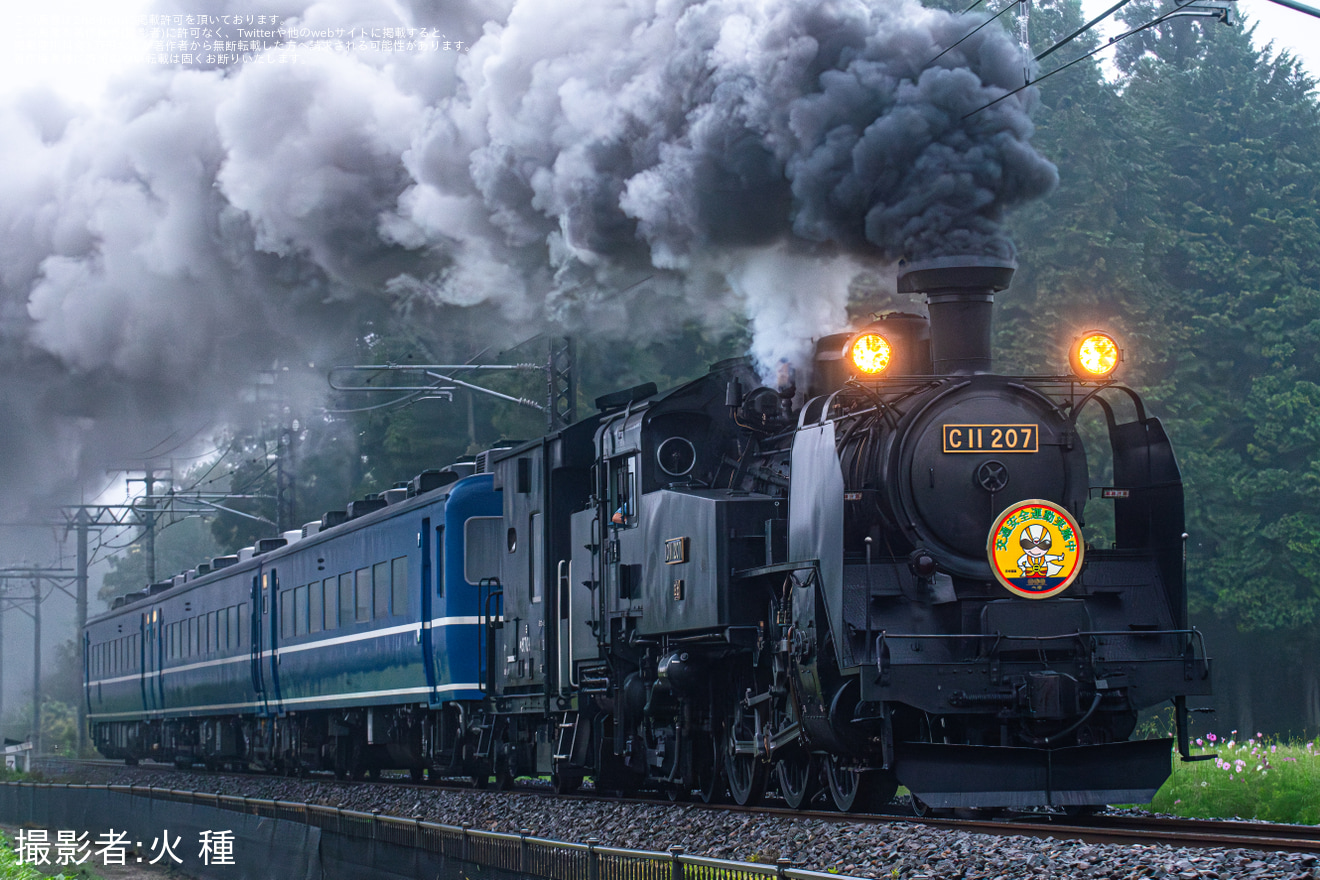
[942,424,1039,453]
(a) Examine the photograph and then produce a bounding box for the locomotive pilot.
[1017,523,1066,577]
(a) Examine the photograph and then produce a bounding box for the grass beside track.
[1151,733,1320,824]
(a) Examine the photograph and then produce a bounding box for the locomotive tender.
[86,256,1211,811]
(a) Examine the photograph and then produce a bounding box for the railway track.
[31,757,1320,857]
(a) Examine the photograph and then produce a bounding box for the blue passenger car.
[86,471,503,777]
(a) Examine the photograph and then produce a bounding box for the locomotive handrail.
[479,578,503,694]
[1067,380,1145,427]
[559,559,578,689]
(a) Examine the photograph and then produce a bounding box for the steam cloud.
[0,0,1056,520]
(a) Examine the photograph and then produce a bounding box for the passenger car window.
[464,517,502,584]
[281,590,294,639]
[373,562,390,618]
[310,583,323,634]
[391,556,408,615]
[355,568,371,622]
[325,578,339,629]
[339,573,353,627]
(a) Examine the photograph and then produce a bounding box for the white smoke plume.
[0,0,1056,518]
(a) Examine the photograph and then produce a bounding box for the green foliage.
[1125,28,1320,633]
[1003,5,1320,650]
[0,698,81,758]
[43,642,84,710]
[0,830,98,880]
[98,516,221,604]
[1153,734,1320,824]
[0,638,84,749]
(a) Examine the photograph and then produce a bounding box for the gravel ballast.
[29,765,1320,880]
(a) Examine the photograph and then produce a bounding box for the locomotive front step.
[893,738,1174,809]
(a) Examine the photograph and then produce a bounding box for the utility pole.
[275,412,297,533]
[125,469,171,585]
[61,505,150,749]
[74,509,89,756]
[32,578,40,755]
[546,336,577,432]
[0,594,5,735]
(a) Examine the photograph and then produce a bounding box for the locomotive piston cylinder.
[655,651,701,695]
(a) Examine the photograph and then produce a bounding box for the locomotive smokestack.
[897,256,1016,374]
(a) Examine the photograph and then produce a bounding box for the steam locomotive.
[85,255,1211,812]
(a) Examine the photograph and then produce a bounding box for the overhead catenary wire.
[134,420,215,460]
[175,444,233,495]
[1035,0,1135,61]
[930,0,1026,68]
[963,0,1211,119]
[325,387,445,414]
[1264,0,1320,19]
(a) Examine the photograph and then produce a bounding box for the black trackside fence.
[0,781,850,880]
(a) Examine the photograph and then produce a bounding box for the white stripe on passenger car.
[86,683,483,719]
[87,617,486,687]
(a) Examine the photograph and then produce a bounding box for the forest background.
[8,0,1320,749]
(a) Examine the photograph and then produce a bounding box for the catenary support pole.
[76,511,89,756]
[32,577,41,755]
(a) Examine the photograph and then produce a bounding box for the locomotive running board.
[893,738,1173,808]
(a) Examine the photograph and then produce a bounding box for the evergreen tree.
[1121,23,1320,635]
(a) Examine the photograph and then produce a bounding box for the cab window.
[608,456,638,528]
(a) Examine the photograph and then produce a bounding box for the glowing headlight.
[1071,331,1120,379]
[850,333,893,375]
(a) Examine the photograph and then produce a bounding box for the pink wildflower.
[1208,733,1218,742]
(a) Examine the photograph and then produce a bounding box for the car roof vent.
[347,496,387,519]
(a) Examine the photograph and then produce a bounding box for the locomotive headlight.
[1070,331,1121,379]
[849,332,893,375]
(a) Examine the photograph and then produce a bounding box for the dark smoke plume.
[0,0,1055,523]
[387,0,1057,370]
